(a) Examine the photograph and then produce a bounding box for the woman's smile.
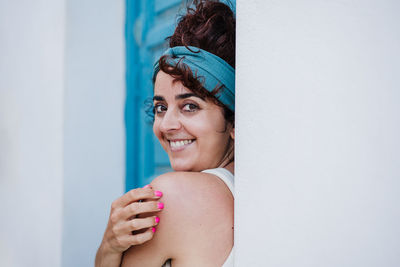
[168,139,195,152]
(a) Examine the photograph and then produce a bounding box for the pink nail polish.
[154,190,163,197]
[152,227,156,233]
[155,216,160,223]
[157,202,164,210]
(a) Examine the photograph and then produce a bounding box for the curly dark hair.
[155,0,235,124]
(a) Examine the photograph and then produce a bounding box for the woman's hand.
[95,186,164,267]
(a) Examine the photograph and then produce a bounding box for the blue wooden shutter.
[125,0,236,191]
[125,0,182,191]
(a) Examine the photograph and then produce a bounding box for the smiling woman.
[153,71,234,172]
[95,1,235,266]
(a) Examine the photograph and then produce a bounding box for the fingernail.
[157,202,164,210]
[144,184,152,188]
[155,216,160,224]
[152,227,156,233]
[154,190,163,197]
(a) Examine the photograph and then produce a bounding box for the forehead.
[154,71,192,96]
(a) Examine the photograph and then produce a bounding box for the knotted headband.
[153,46,235,112]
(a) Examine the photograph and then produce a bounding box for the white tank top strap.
[201,168,234,196]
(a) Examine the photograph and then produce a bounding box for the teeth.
[170,139,193,148]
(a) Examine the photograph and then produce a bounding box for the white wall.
[0,0,65,266]
[0,1,125,266]
[62,0,125,266]
[236,0,400,266]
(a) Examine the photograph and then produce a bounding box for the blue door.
[125,0,236,190]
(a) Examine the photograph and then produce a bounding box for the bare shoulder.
[153,171,234,264]
[151,171,233,208]
[151,171,233,233]
[122,171,234,266]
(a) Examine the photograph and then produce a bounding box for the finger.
[112,188,162,209]
[109,215,159,240]
[122,201,164,219]
[125,216,160,232]
[126,227,156,246]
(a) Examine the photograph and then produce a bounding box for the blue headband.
[153,46,235,112]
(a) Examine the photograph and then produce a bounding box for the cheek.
[183,111,227,140]
[153,120,162,140]
[180,117,210,138]
[197,113,227,134]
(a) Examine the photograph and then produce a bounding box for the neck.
[222,161,234,175]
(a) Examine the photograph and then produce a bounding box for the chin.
[170,160,195,172]
[171,164,192,172]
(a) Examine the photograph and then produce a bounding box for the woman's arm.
[121,171,234,267]
[95,187,164,267]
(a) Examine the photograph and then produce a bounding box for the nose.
[159,108,181,133]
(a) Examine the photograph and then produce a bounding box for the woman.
[95,1,235,266]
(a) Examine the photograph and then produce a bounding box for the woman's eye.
[154,104,167,114]
[182,103,198,112]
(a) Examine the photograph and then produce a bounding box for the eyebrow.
[153,95,164,101]
[175,93,205,100]
[153,93,205,101]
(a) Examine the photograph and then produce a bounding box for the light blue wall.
[1,1,126,266]
[0,1,65,266]
[62,0,125,266]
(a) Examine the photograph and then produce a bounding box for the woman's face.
[153,71,234,172]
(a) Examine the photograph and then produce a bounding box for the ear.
[230,126,235,140]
